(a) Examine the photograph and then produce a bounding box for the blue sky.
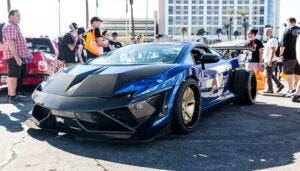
[0,0,299,38]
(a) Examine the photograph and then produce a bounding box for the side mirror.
[200,54,221,64]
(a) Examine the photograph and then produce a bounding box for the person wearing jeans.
[263,28,284,93]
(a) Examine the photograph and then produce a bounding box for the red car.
[0,37,64,89]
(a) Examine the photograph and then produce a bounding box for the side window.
[184,53,195,64]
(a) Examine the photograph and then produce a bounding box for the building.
[101,18,156,42]
[158,0,280,40]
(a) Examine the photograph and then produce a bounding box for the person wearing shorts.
[2,9,30,103]
[280,17,300,95]
[245,28,264,73]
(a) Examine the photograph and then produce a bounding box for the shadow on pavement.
[27,102,300,170]
[0,86,34,132]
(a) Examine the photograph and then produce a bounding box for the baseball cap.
[69,22,78,30]
[77,27,85,34]
[90,17,103,24]
[112,32,118,37]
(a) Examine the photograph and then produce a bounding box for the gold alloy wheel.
[182,87,196,125]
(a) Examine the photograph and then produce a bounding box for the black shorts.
[6,58,23,78]
[283,59,300,75]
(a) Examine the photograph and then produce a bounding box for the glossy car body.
[31,42,256,141]
[0,37,64,88]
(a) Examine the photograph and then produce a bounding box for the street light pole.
[145,0,148,42]
[58,0,61,36]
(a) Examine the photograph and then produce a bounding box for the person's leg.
[16,63,26,95]
[283,60,296,91]
[7,77,17,97]
[266,64,273,91]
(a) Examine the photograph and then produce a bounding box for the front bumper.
[31,89,171,141]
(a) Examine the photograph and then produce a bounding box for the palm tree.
[233,30,239,39]
[85,0,89,29]
[216,28,223,42]
[238,10,249,40]
[196,28,206,36]
[130,0,135,42]
[7,0,11,13]
[227,9,234,41]
[180,27,187,40]
[223,24,230,40]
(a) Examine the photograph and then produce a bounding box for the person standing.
[280,17,300,96]
[58,22,79,67]
[2,9,31,102]
[76,27,86,64]
[110,32,122,49]
[245,28,264,73]
[263,28,284,93]
[85,17,104,60]
[102,30,114,53]
[292,26,300,102]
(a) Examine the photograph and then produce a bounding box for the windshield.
[89,44,184,65]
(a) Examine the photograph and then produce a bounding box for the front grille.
[104,108,138,127]
[75,112,132,132]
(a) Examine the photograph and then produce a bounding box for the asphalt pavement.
[0,86,300,171]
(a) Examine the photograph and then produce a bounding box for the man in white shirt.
[263,28,284,93]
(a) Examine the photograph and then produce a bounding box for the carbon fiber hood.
[42,64,176,97]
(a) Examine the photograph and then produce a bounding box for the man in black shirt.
[110,32,122,49]
[280,17,300,95]
[85,17,103,60]
[58,22,78,66]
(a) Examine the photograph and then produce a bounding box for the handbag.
[84,29,103,56]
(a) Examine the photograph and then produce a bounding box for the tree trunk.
[7,0,11,13]
[130,0,135,42]
[85,0,89,29]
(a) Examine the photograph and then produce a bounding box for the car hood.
[41,64,177,97]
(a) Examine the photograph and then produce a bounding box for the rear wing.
[211,46,252,51]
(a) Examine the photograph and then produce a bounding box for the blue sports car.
[31,42,257,141]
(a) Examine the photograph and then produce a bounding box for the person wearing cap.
[58,22,79,66]
[76,27,86,63]
[85,16,104,60]
[110,32,122,49]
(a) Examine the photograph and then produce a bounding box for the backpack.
[57,33,71,60]
[276,42,281,57]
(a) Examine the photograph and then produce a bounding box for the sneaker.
[286,89,296,97]
[17,92,27,98]
[276,85,284,93]
[7,95,23,103]
[263,90,274,93]
[292,95,300,103]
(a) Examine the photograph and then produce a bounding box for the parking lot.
[0,86,300,171]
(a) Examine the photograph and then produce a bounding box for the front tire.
[172,78,201,134]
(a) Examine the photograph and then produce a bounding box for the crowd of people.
[0,9,300,105]
[58,17,122,66]
[244,17,300,103]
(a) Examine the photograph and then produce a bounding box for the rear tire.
[172,78,201,134]
[232,70,257,105]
